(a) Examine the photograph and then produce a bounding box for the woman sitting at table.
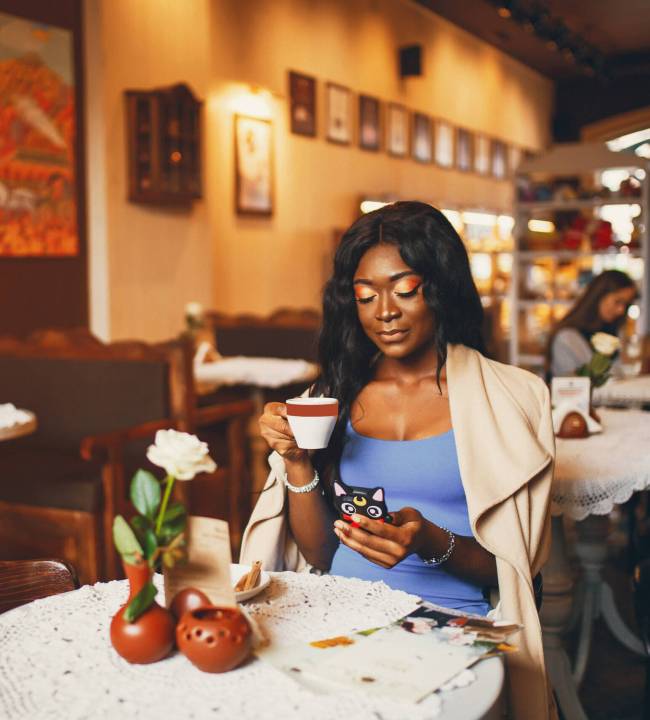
[241,201,556,719]
[546,269,638,379]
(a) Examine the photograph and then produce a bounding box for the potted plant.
[110,429,216,664]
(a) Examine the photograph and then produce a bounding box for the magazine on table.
[256,601,520,702]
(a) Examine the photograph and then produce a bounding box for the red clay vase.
[170,587,211,622]
[110,560,175,664]
[177,606,251,673]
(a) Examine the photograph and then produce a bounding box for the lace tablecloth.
[0,570,502,720]
[553,408,650,520]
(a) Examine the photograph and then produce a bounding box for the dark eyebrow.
[353,271,418,285]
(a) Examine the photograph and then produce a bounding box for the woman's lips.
[377,329,409,342]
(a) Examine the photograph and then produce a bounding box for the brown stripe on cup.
[286,400,339,417]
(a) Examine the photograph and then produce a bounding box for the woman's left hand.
[333,507,426,568]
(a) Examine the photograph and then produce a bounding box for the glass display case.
[510,143,649,374]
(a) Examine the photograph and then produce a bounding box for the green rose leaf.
[130,469,161,520]
[142,528,158,563]
[162,502,186,523]
[124,581,158,623]
[157,515,187,545]
[113,515,143,561]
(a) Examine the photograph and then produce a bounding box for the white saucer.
[231,562,271,602]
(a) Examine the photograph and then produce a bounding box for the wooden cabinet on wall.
[125,83,202,205]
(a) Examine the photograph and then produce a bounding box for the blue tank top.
[329,422,490,616]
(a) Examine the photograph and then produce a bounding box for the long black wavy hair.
[311,200,486,490]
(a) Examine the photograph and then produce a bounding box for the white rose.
[185,301,204,319]
[146,429,216,480]
[591,332,621,356]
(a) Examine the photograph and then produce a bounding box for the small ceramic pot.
[177,606,251,673]
[110,560,175,664]
[170,587,211,622]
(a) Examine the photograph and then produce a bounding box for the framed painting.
[387,104,408,157]
[235,115,273,216]
[434,120,454,168]
[491,140,507,179]
[326,82,352,145]
[412,113,432,163]
[288,71,316,137]
[474,135,491,175]
[359,95,380,151]
[0,11,79,257]
[456,128,473,172]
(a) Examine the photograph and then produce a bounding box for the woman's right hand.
[258,402,309,463]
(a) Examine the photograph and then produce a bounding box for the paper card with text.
[164,515,236,609]
[551,376,591,413]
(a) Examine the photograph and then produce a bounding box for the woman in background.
[547,269,638,378]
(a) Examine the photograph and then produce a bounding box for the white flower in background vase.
[184,301,205,333]
[591,332,621,356]
[147,429,217,481]
[576,332,621,389]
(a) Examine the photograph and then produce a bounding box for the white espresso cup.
[285,397,339,450]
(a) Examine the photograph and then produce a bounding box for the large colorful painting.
[0,12,78,257]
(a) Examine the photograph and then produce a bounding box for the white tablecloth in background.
[194,356,318,389]
[553,408,650,520]
[593,375,650,407]
[0,571,503,720]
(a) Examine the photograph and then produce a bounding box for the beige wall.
[86,0,553,341]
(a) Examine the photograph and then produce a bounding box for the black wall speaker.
[399,45,422,77]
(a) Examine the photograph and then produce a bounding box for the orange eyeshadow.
[354,286,377,300]
[394,277,421,294]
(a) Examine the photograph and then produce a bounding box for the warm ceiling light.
[497,6,512,18]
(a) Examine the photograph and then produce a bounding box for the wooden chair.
[0,559,79,614]
[205,307,321,362]
[0,329,253,582]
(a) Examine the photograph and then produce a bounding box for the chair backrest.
[0,559,79,614]
[0,329,194,450]
[206,308,321,362]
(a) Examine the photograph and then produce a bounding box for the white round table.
[542,408,650,720]
[0,571,503,720]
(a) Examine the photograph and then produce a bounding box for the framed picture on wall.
[0,11,79,257]
[359,95,380,151]
[387,104,408,157]
[326,82,352,145]
[491,140,507,179]
[434,120,454,168]
[235,115,273,216]
[288,71,316,137]
[412,113,432,163]
[474,134,491,175]
[455,128,473,172]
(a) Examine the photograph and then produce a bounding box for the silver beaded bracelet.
[421,526,456,566]
[283,469,320,494]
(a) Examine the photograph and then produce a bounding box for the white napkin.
[552,401,602,435]
[0,403,32,430]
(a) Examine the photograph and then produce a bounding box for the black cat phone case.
[333,479,393,528]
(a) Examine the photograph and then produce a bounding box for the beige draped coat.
[240,343,557,719]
